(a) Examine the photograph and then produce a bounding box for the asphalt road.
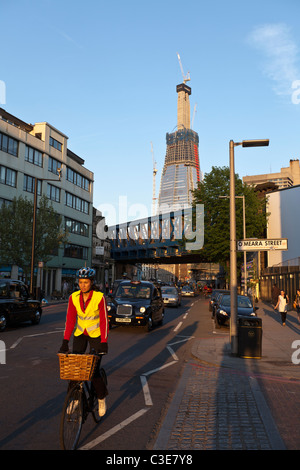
[0,294,205,451]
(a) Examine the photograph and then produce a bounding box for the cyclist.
[59,267,109,416]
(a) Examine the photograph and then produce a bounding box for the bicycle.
[58,352,107,450]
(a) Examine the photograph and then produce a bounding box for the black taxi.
[107,280,164,331]
[0,279,42,331]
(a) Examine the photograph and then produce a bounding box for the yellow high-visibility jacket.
[72,290,104,338]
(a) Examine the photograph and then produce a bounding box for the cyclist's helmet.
[77,267,96,280]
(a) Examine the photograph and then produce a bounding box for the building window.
[25,145,43,167]
[48,156,62,176]
[49,136,62,151]
[0,165,17,187]
[47,183,60,202]
[66,167,90,191]
[0,197,12,208]
[65,191,89,214]
[0,132,18,157]
[65,217,89,237]
[23,174,42,195]
[64,243,88,259]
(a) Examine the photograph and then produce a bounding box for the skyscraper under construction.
[157,81,200,212]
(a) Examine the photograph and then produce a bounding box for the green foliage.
[192,166,267,269]
[0,195,68,275]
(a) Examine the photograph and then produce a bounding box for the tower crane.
[151,142,157,215]
[177,52,190,84]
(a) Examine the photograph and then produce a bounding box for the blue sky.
[2,0,300,225]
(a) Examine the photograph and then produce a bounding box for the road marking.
[140,376,153,406]
[10,338,23,349]
[6,330,64,352]
[167,345,179,361]
[142,361,178,377]
[173,321,182,332]
[79,408,149,450]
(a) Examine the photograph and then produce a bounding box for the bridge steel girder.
[106,207,203,264]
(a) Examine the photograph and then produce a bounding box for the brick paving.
[161,363,276,450]
[257,376,300,449]
[154,299,300,451]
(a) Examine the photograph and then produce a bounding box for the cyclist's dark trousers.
[71,334,108,399]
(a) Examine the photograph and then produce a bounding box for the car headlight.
[219,310,228,316]
[107,305,111,312]
[140,307,146,313]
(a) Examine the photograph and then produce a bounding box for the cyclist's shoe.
[67,400,79,415]
[98,398,106,417]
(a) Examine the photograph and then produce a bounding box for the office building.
[243,159,300,189]
[0,107,94,295]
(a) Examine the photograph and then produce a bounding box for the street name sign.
[237,238,288,251]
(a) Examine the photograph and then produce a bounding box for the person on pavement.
[275,290,289,326]
[295,289,300,325]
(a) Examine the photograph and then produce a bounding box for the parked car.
[181,285,195,297]
[209,289,230,312]
[215,294,257,327]
[161,286,181,307]
[0,279,42,331]
[211,291,231,319]
[107,280,164,331]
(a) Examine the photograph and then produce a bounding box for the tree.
[0,195,67,279]
[192,166,267,270]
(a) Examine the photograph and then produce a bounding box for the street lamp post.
[30,169,62,297]
[229,139,269,355]
[219,195,247,294]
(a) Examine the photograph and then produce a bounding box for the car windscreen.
[220,295,231,306]
[237,297,252,308]
[161,288,177,294]
[220,296,252,308]
[116,284,151,299]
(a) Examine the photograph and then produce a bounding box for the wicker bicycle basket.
[58,353,99,381]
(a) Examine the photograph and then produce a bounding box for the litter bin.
[238,316,262,358]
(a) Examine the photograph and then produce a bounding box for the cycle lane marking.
[80,333,194,449]
[79,408,149,450]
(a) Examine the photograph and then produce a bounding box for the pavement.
[153,299,300,450]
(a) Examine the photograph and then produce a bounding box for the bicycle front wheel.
[60,384,83,450]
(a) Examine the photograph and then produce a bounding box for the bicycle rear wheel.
[92,368,107,424]
[60,384,83,450]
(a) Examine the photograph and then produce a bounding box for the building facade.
[266,184,300,268]
[157,83,200,212]
[0,108,94,296]
[243,159,300,189]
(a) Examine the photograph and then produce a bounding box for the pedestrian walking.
[294,289,300,324]
[275,290,289,326]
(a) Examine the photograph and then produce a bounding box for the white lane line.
[173,321,182,332]
[10,337,23,349]
[142,361,178,377]
[140,376,153,406]
[7,330,64,352]
[166,345,179,361]
[79,408,149,450]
